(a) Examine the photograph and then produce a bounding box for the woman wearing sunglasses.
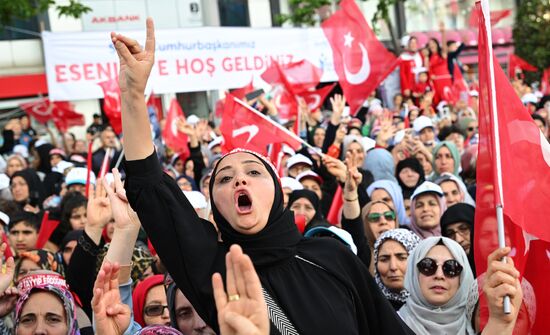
[360,200,399,274]
[133,275,171,327]
[399,237,523,335]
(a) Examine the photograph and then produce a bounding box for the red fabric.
[322,0,399,115]
[147,93,163,122]
[85,141,93,198]
[230,80,254,100]
[541,67,550,95]
[261,60,321,95]
[1,234,13,259]
[162,99,190,159]
[326,185,343,225]
[35,211,61,249]
[132,274,165,327]
[399,53,422,94]
[0,73,47,99]
[272,87,298,121]
[469,7,511,28]
[19,99,85,132]
[508,54,538,79]
[297,83,336,112]
[220,94,302,155]
[451,64,469,103]
[475,4,550,333]
[412,81,432,97]
[429,54,454,105]
[97,79,122,134]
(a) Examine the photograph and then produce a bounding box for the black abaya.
[125,150,413,335]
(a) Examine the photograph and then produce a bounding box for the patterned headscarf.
[133,325,183,335]
[15,271,79,335]
[373,229,421,304]
[97,243,155,285]
[15,249,65,280]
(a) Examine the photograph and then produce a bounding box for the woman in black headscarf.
[287,189,328,234]
[10,169,46,212]
[116,18,413,335]
[395,157,425,200]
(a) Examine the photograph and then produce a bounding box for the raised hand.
[212,245,269,335]
[344,152,362,194]
[330,94,346,125]
[483,247,522,325]
[322,154,347,183]
[0,287,19,318]
[92,262,131,335]
[0,243,14,295]
[176,117,195,136]
[375,112,396,147]
[103,168,140,232]
[87,178,112,232]
[111,18,155,94]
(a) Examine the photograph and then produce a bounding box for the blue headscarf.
[367,180,408,225]
[363,148,397,183]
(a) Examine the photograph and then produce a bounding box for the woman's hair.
[60,191,87,228]
[428,38,443,58]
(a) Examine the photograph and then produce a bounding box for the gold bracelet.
[344,196,358,202]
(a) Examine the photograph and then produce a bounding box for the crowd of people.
[0,16,546,335]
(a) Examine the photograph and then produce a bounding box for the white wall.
[248,0,272,28]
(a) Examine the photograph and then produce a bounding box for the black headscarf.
[11,169,47,207]
[287,189,328,234]
[395,157,425,199]
[440,203,476,276]
[209,149,302,268]
[34,143,55,174]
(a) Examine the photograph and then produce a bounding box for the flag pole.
[233,96,320,154]
[480,0,511,314]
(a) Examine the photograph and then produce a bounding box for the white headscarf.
[435,172,476,207]
[398,237,476,335]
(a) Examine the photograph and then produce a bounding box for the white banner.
[42,27,337,101]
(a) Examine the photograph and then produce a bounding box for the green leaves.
[513,0,550,83]
[0,0,90,27]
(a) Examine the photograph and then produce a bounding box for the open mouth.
[235,191,253,214]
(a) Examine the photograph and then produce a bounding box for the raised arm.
[111,18,156,160]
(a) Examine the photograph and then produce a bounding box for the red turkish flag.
[271,86,298,121]
[98,78,122,134]
[474,3,550,333]
[20,99,51,124]
[297,83,336,112]
[230,80,254,100]
[36,211,60,249]
[508,54,538,79]
[51,101,85,132]
[261,60,322,95]
[540,67,550,95]
[451,64,469,103]
[220,94,302,156]
[468,7,511,28]
[322,0,399,115]
[20,99,84,131]
[162,99,190,157]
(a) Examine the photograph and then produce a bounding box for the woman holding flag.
[112,18,414,335]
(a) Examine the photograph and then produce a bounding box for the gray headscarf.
[374,229,421,304]
[363,148,397,183]
[434,172,476,207]
[398,237,476,335]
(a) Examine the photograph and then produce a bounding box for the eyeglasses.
[367,211,396,223]
[417,258,463,278]
[445,224,470,240]
[144,304,169,317]
[467,127,478,132]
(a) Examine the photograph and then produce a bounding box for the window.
[218,0,249,27]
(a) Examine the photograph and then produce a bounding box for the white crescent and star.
[306,94,321,110]
[343,32,371,85]
[233,125,259,144]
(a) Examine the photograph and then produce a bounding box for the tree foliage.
[513,0,550,83]
[0,0,91,27]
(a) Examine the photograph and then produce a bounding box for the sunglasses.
[367,211,396,223]
[417,258,463,278]
[144,304,169,317]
